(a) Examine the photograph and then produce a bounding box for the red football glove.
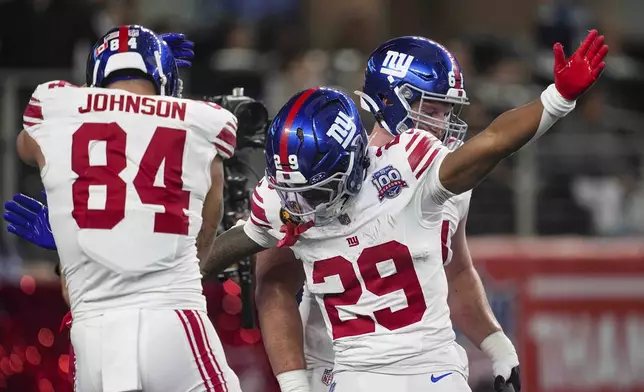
[553,29,609,100]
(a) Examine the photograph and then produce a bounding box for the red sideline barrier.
[469,237,644,392]
[0,280,279,392]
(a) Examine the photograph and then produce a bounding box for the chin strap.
[277,220,314,248]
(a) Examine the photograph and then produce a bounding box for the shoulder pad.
[375,129,443,180]
[23,80,78,130]
[250,178,283,232]
[191,101,238,159]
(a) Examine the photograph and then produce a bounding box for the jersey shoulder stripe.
[23,80,77,130]
[378,129,443,181]
[190,100,238,159]
[404,130,441,179]
[250,187,272,229]
[249,178,282,231]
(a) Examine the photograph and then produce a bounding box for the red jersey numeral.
[133,127,190,234]
[72,123,127,229]
[71,122,190,234]
[313,256,376,339]
[312,240,427,339]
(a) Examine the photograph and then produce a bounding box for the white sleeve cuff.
[243,220,278,248]
[276,369,311,392]
[540,83,576,117]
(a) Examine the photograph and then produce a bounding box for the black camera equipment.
[202,88,269,329]
[204,87,268,150]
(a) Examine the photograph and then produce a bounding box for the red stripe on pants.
[175,310,213,391]
[184,310,225,392]
[195,311,228,392]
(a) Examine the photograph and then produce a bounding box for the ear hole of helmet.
[380,94,394,106]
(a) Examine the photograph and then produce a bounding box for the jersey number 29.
[71,122,190,234]
[313,240,427,339]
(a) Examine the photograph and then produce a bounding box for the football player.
[4,32,197,385]
[255,36,515,392]
[202,30,607,392]
[11,25,241,392]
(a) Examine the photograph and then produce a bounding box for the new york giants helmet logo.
[326,111,357,148]
[380,50,414,78]
[372,165,408,201]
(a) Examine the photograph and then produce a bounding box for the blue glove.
[160,33,195,68]
[3,192,57,250]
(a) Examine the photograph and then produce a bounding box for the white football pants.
[71,308,241,392]
[329,370,472,392]
[307,366,335,392]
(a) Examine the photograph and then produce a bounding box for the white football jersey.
[23,80,237,319]
[299,283,335,368]
[245,129,469,375]
[299,189,472,369]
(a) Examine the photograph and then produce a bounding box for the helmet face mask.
[395,83,468,150]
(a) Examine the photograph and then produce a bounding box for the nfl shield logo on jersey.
[372,165,408,201]
[321,368,334,386]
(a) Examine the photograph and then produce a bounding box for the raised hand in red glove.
[553,29,609,100]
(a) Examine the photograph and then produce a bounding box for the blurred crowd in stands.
[2,0,644,248]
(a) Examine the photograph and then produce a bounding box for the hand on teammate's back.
[3,191,56,250]
[160,33,195,68]
[552,29,608,100]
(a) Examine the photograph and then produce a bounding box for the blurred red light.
[58,354,69,374]
[26,346,41,365]
[223,280,241,296]
[20,275,36,295]
[38,378,54,392]
[239,328,261,344]
[0,357,11,375]
[37,328,54,348]
[9,353,23,373]
[221,295,242,315]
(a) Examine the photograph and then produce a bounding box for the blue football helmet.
[356,36,469,149]
[86,25,180,97]
[265,87,369,226]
